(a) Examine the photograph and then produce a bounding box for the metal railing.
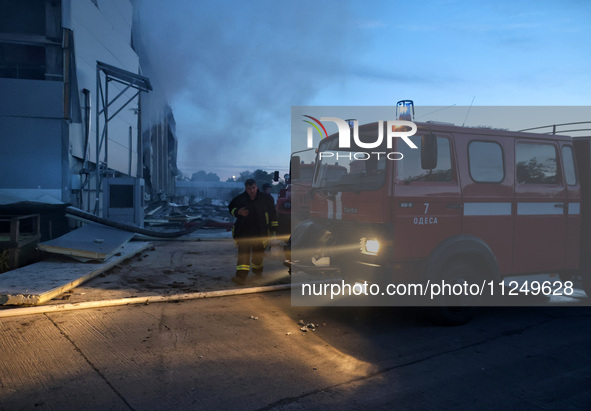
[518,121,591,136]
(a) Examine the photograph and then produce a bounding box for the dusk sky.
[134,0,591,181]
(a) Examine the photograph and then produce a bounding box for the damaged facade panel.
[0,0,178,229]
[140,103,179,200]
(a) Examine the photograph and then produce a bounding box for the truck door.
[560,143,581,270]
[458,138,514,276]
[513,140,567,273]
[393,133,462,261]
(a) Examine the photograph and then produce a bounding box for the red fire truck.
[277,160,346,236]
[276,162,314,236]
[289,108,591,324]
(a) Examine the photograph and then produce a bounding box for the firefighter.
[228,179,278,285]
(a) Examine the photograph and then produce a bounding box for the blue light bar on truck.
[396,100,414,121]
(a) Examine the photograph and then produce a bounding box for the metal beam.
[93,61,151,215]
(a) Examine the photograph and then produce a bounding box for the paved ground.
[42,237,293,305]
[0,236,590,410]
[1,292,590,410]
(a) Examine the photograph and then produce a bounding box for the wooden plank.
[38,223,135,261]
[0,241,151,306]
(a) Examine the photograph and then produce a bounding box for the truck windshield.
[313,136,386,191]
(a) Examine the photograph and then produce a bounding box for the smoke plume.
[132,0,361,178]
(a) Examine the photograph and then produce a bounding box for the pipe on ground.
[0,283,292,318]
[65,206,213,238]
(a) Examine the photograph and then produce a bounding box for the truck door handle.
[446,202,462,209]
[554,203,566,208]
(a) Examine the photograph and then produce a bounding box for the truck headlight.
[360,237,380,255]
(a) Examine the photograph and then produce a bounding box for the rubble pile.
[144,198,233,231]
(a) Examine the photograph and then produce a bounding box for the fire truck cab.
[290,116,591,322]
[276,162,315,236]
[277,160,347,236]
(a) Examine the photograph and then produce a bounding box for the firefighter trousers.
[235,238,266,280]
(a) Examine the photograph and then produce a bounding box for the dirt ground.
[49,236,293,305]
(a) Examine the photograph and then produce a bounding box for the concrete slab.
[0,241,151,306]
[0,314,128,409]
[38,223,135,261]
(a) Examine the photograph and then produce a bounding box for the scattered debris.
[286,332,292,335]
[144,199,234,231]
[249,315,259,320]
[298,320,319,333]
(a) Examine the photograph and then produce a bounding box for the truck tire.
[429,260,481,326]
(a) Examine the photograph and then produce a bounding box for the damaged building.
[0,0,177,238]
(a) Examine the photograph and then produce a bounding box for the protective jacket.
[229,191,278,239]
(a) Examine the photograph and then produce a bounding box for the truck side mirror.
[290,156,301,180]
[421,133,438,170]
[273,170,280,182]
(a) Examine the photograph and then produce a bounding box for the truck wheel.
[430,260,480,326]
